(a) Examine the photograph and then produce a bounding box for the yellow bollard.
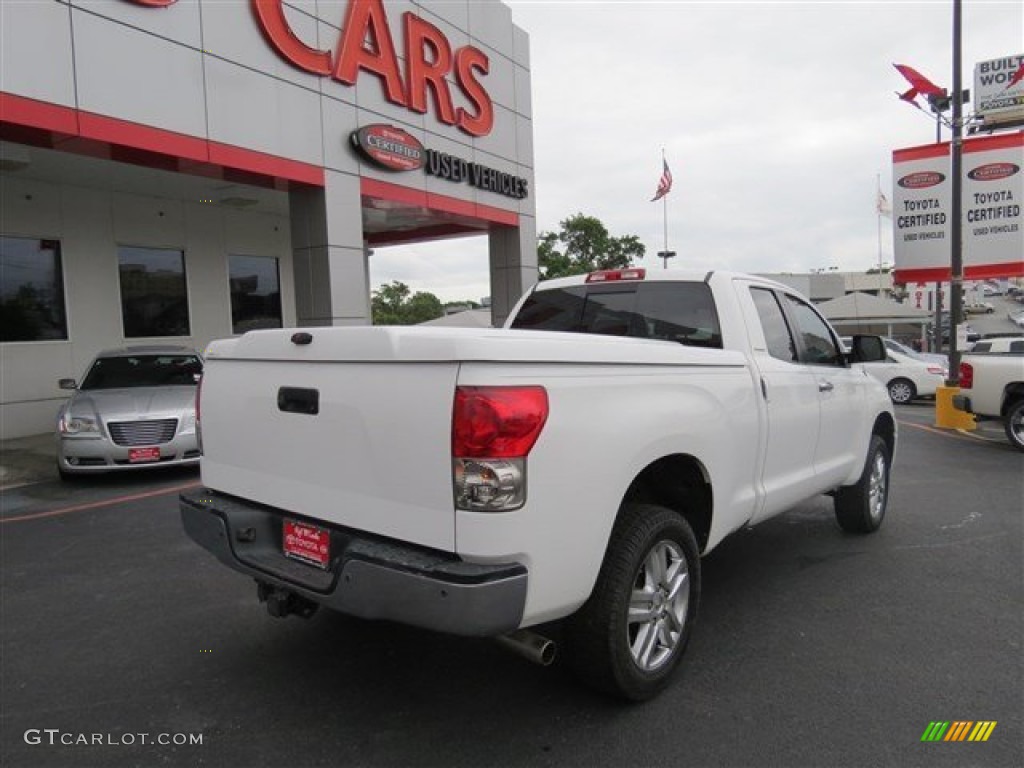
[934,385,976,430]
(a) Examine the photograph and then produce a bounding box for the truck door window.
[783,295,842,366]
[750,288,798,362]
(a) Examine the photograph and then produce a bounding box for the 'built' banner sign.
[892,132,1023,284]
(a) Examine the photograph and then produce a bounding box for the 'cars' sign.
[126,0,495,137]
[251,0,493,137]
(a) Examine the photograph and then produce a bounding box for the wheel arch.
[620,454,713,554]
[873,411,896,459]
[999,383,1024,417]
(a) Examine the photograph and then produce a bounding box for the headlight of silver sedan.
[59,413,100,435]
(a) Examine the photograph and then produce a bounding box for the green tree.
[538,213,646,280]
[371,281,444,325]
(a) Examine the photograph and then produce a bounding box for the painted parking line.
[898,419,1006,445]
[0,480,201,525]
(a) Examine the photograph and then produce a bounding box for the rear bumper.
[179,489,527,637]
[952,394,973,413]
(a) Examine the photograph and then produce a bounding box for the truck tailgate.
[199,351,459,552]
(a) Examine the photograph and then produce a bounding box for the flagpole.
[877,173,884,296]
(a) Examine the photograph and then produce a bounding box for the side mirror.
[848,335,886,363]
[58,378,77,390]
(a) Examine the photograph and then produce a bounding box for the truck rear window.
[510,281,722,348]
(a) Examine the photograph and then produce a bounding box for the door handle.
[818,380,834,393]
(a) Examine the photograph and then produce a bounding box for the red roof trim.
[0,90,324,188]
[0,92,78,135]
[361,177,520,227]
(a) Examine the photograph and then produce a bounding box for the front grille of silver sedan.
[108,419,178,446]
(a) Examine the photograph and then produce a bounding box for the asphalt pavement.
[1,406,1021,768]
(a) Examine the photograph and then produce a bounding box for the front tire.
[564,502,700,701]
[834,434,890,533]
[887,378,916,405]
[1004,400,1024,452]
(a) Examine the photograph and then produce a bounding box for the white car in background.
[881,337,948,372]
[864,349,947,404]
[842,338,946,404]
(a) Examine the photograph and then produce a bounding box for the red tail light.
[195,375,203,421]
[453,386,548,458]
[585,268,646,283]
[959,362,973,389]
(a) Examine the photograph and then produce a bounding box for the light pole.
[947,0,964,387]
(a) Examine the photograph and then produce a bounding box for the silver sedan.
[56,346,202,477]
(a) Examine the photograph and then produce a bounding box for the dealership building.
[0,0,536,438]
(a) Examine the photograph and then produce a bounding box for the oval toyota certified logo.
[967,163,1020,182]
[898,171,946,189]
[350,125,424,172]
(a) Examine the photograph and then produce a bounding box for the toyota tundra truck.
[181,269,895,700]
[955,341,1024,451]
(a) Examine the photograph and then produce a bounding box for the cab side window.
[783,295,842,366]
[750,288,798,362]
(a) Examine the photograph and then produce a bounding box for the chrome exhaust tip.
[494,629,557,666]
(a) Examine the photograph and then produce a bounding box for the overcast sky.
[369,0,1023,304]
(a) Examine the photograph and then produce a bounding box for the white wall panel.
[183,201,230,345]
[515,114,533,169]
[0,0,76,107]
[351,71,426,136]
[327,245,370,323]
[205,57,324,166]
[473,45,514,113]
[320,95,361,175]
[59,185,121,358]
[514,62,531,119]
[69,0,202,48]
[73,9,207,137]
[111,192,186,248]
[201,0,323,92]
[323,170,364,249]
[512,24,529,70]
[418,0,469,32]
[472,103,516,161]
[0,177,63,239]
[467,0,513,58]
[413,5,469,50]
[317,0,417,45]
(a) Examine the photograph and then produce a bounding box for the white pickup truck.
[181,269,896,700]
[955,341,1024,451]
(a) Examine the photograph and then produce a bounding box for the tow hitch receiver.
[257,581,319,619]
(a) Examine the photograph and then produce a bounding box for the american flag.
[651,158,672,202]
[876,190,892,218]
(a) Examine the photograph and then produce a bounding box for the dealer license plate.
[128,447,161,463]
[283,519,331,569]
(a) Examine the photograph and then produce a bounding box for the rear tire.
[887,378,916,405]
[835,435,890,533]
[1004,400,1024,452]
[564,502,700,701]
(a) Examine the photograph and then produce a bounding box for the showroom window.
[0,235,68,342]
[229,255,282,333]
[118,246,190,338]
